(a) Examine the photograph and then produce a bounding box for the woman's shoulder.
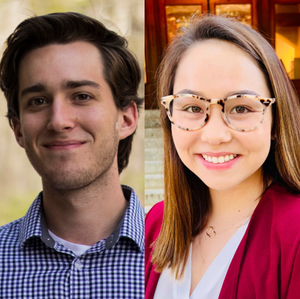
[254,182,300,237]
[145,201,164,237]
[145,201,164,253]
[223,184,300,299]
[145,202,164,299]
[145,201,164,271]
[266,183,300,220]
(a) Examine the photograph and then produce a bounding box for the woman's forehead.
[173,40,271,99]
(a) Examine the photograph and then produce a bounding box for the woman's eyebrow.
[175,89,204,96]
[174,89,262,98]
[225,90,261,97]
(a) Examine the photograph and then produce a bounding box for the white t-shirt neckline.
[48,230,92,256]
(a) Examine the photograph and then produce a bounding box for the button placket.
[74,258,83,270]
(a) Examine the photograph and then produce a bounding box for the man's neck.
[42,170,128,246]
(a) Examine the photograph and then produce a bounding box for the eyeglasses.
[161,94,276,132]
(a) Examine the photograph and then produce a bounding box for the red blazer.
[145,183,300,299]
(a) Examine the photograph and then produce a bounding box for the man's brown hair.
[0,12,143,173]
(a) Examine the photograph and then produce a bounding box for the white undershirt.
[48,230,92,256]
[154,218,250,299]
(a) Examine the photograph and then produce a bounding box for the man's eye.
[74,94,91,101]
[29,98,47,106]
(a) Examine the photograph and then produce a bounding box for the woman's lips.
[201,153,238,164]
[197,152,240,169]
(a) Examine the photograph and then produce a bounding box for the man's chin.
[42,172,96,191]
[32,163,98,191]
[27,149,117,191]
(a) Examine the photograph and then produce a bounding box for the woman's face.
[172,39,273,192]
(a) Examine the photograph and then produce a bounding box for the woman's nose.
[199,104,232,145]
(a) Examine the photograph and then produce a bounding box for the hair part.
[152,15,300,278]
[0,12,143,173]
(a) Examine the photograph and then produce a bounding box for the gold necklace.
[205,209,255,238]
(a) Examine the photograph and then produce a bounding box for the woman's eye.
[185,106,202,113]
[231,106,250,114]
[75,94,91,101]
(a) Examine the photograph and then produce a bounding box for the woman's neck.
[208,170,264,221]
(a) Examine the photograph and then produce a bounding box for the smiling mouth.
[201,154,238,164]
[47,143,83,147]
[43,141,86,150]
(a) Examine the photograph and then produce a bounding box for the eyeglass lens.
[170,95,265,131]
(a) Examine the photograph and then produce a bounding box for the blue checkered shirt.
[0,185,144,298]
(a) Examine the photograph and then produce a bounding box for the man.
[0,12,144,298]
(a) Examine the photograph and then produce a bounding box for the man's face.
[13,41,136,190]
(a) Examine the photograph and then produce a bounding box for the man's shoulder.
[0,218,23,245]
[0,194,41,248]
[0,218,23,233]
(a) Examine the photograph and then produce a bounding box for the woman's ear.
[117,103,139,140]
[12,117,25,148]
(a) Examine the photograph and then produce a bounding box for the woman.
[145,15,300,299]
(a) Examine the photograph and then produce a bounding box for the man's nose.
[46,97,76,132]
[200,104,232,145]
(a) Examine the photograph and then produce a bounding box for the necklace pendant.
[206,226,217,238]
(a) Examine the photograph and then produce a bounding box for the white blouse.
[154,218,250,299]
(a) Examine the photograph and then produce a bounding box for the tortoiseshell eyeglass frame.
[160,94,276,132]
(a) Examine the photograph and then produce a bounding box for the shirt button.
[107,235,114,244]
[75,259,83,270]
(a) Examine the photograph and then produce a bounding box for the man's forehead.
[19,41,104,73]
[18,42,107,94]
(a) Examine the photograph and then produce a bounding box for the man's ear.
[11,117,25,148]
[118,103,139,140]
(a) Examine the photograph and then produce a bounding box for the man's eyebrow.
[20,84,46,97]
[62,80,101,89]
[20,80,101,98]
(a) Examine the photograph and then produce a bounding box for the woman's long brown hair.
[151,15,300,278]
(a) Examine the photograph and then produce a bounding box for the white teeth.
[202,154,238,163]
[218,156,225,163]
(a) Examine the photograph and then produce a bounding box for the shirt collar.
[114,185,144,252]
[19,192,45,248]
[19,186,144,251]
